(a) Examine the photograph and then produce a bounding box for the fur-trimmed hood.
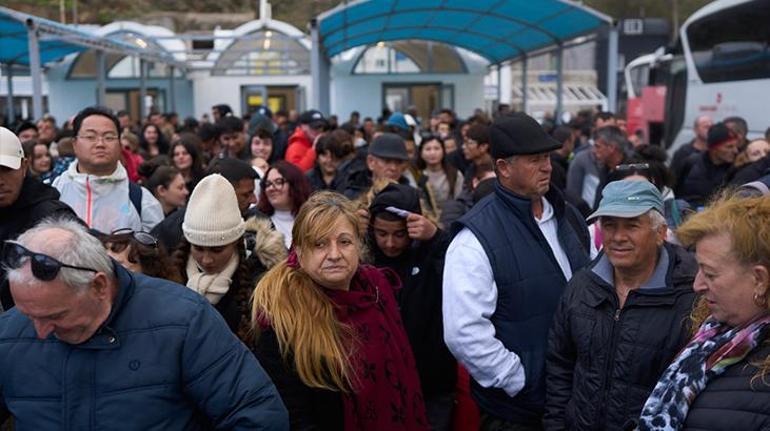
[244,216,287,269]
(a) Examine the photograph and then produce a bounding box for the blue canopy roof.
[0,6,182,67]
[317,0,613,63]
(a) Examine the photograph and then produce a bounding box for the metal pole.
[26,20,44,120]
[139,58,147,120]
[555,45,564,124]
[6,66,15,126]
[96,50,106,105]
[310,19,331,113]
[607,23,619,114]
[168,66,176,113]
[521,56,528,114]
[496,64,502,104]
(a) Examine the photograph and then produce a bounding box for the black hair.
[466,123,490,145]
[72,106,120,138]
[212,104,232,117]
[169,133,206,181]
[198,122,220,142]
[552,125,573,145]
[206,156,258,183]
[218,116,245,135]
[15,121,38,135]
[138,158,180,196]
[314,129,355,160]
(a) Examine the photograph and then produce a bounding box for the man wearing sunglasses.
[0,127,79,311]
[0,219,289,429]
[52,106,164,234]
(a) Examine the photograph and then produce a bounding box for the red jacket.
[285,127,316,172]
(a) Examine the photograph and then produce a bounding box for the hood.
[9,176,62,211]
[244,216,288,269]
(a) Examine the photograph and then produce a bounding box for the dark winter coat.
[681,342,770,430]
[372,229,458,397]
[0,176,80,309]
[0,264,289,430]
[544,243,697,431]
[680,152,732,207]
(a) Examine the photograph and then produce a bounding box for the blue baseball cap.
[587,179,664,221]
[386,112,410,131]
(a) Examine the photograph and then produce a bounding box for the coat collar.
[75,262,135,350]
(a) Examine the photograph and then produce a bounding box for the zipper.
[85,176,93,227]
[599,295,625,427]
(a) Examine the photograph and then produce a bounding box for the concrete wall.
[46,61,194,122]
[190,73,312,118]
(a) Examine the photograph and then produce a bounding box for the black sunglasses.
[3,242,98,281]
[109,228,158,248]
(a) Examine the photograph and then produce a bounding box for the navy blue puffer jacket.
[0,264,288,430]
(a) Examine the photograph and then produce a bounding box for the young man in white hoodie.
[54,106,163,233]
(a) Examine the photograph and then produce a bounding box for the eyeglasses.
[263,178,287,189]
[109,228,158,248]
[77,134,119,145]
[2,241,98,281]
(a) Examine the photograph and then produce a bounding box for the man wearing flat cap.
[443,112,591,430]
[544,179,696,430]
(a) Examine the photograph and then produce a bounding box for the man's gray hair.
[594,126,629,152]
[7,218,114,291]
[600,209,667,232]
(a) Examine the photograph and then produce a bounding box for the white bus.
[625,0,770,153]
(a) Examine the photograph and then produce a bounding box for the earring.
[753,291,767,308]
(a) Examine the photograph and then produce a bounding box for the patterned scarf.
[638,313,770,430]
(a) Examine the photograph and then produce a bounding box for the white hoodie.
[53,161,164,233]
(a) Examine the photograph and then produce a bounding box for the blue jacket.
[0,264,289,431]
[454,182,590,425]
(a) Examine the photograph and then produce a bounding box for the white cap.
[0,127,23,170]
[404,114,418,127]
[183,174,246,247]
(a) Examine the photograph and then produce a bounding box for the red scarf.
[325,264,430,431]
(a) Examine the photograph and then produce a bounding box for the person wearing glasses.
[0,127,80,311]
[100,228,182,283]
[0,218,289,429]
[252,191,428,430]
[256,161,312,250]
[52,106,164,234]
[174,174,286,346]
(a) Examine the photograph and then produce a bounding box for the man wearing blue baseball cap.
[544,179,697,430]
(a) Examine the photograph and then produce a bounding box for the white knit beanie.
[183,174,245,247]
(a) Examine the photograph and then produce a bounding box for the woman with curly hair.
[637,196,770,430]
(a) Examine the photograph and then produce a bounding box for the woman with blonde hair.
[252,191,429,430]
[637,196,770,430]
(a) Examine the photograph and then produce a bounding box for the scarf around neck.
[638,312,770,430]
[185,253,239,305]
[325,264,429,431]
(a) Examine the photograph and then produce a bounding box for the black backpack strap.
[128,182,143,218]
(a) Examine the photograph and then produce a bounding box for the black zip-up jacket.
[544,243,697,430]
[1,176,80,309]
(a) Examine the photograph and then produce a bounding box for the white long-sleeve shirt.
[442,197,574,397]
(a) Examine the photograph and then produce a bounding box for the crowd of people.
[1,101,770,431]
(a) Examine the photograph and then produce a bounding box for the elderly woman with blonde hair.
[251,191,428,430]
[637,196,770,430]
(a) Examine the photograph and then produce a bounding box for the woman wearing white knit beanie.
[172,173,286,346]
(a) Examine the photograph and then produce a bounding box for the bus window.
[687,1,770,83]
[663,56,687,149]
